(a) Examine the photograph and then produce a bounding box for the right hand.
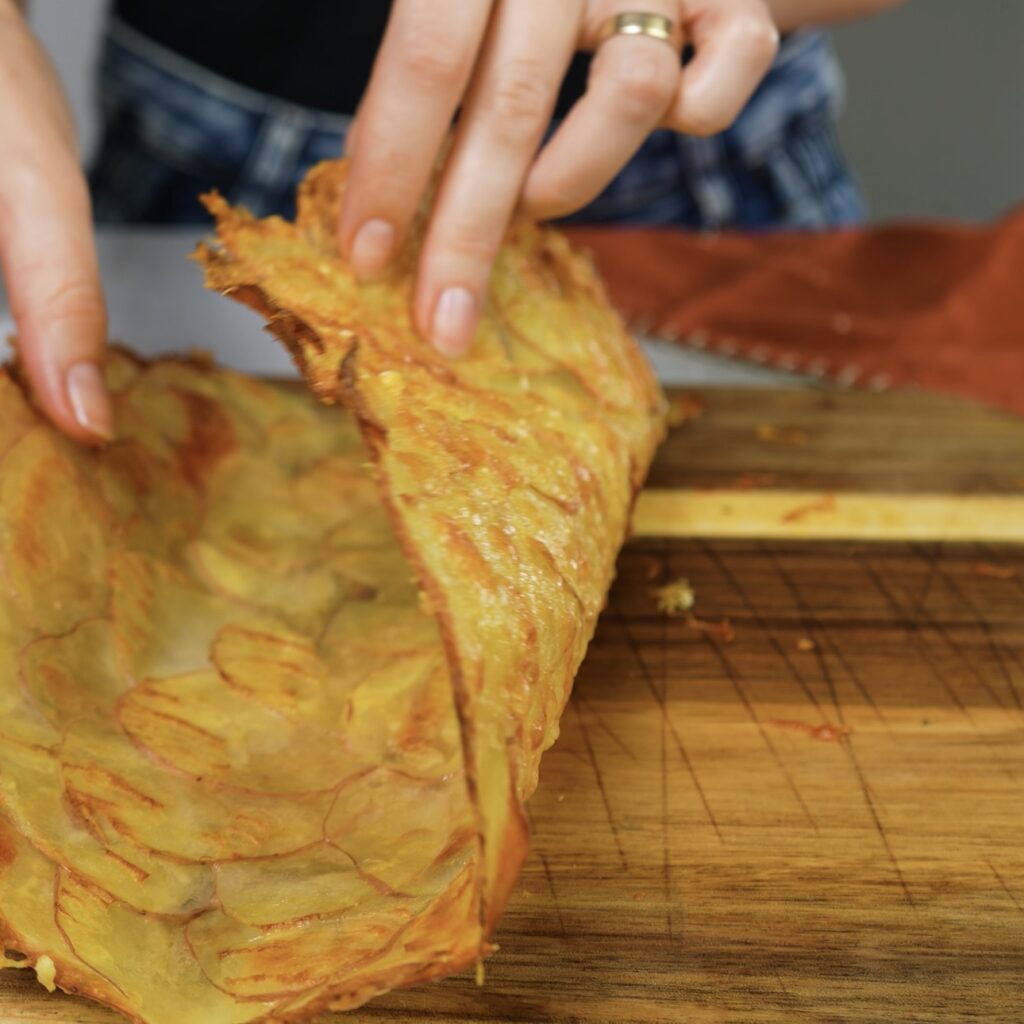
[339,0,778,359]
[0,0,111,443]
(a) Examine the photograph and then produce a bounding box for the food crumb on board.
[755,423,809,446]
[686,615,736,643]
[796,637,817,652]
[731,472,779,490]
[768,719,851,743]
[643,558,663,582]
[973,562,1018,580]
[653,578,735,642]
[34,955,56,993]
[781,493,837,523]
[653,578,696,614]
[667,393,706,427]
[694,472,780,493]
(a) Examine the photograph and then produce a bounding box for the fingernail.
[431,287,477,357]
[65,362,114,442]
[349,219,395,281]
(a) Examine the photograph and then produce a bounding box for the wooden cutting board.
[3,387,1023,1023]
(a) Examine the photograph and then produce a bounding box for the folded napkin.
[566,210,1024,415]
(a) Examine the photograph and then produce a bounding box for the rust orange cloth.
[565,211,1024,415]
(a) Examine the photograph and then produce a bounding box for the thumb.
[1,158,111,444]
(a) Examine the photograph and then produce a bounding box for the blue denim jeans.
[90,17,866,230]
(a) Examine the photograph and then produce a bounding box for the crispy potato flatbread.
[0,159,664,1023]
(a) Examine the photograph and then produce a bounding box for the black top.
[113,1,593,118]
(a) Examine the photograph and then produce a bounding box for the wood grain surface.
[3,388,1023,1023]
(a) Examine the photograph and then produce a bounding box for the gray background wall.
[831,1,1024,221]
[28,0,1024,223]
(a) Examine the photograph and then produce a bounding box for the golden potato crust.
[0,159,664,1023]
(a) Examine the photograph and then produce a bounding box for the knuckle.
[733,16,780,66]
[16,275,105,335]
[45,278,105,324]
[351,160,416,208]
[396,30,467,88]
[483,63,552,144]
[432,228,500,268]
[609,60,676,119]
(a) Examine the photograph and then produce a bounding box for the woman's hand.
[0,0,111,443]
[338,0,780,357]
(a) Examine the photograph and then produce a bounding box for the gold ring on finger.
[594,12,684,51]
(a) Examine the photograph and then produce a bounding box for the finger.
[415,0,583,356]
[665,0,778,136]
[337,0,494,281]
[522,4,680,221]
[0,155,110,444]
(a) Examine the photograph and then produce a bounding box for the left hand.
[338,0,779,357]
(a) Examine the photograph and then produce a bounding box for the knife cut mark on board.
[659,535,675,942]
[985,858,1024,917]
[701,543,825,721]
[536,850,569,938]
[571,700,628,871]
[858,554,975,725]
[610,594,723,847]
[859,550,1024,791]
[766,548,846,725]
[700,633,819,833]
[916,543,1023,714]
[697,541,914,908]
[574,693,636,761]
[844,741,916,909]
[902,546,1015,714]
[764,543,893,734]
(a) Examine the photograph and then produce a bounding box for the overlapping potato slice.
[198,159,665,931]
[0,352,479,1022]
[1,158,663,1023]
